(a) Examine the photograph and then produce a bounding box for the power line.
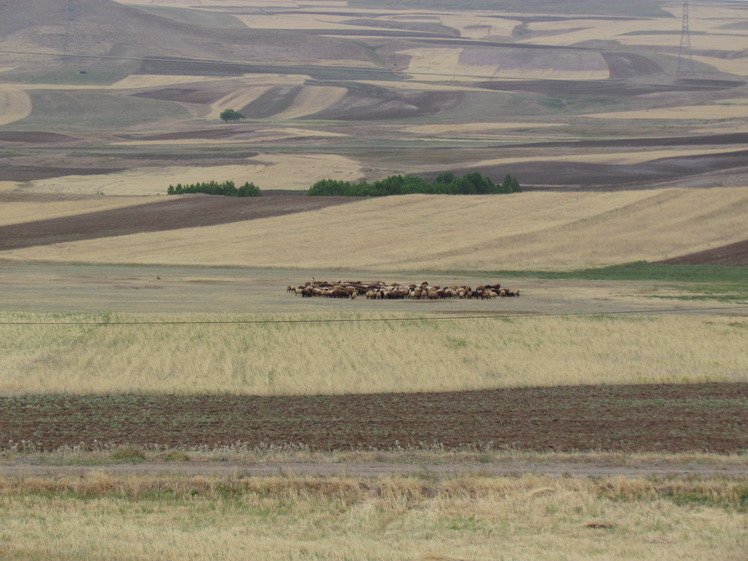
[1,306,745,327]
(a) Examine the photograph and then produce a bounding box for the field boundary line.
[1,305,746,326]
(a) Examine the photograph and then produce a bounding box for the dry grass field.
[0,473,745,561]
[0,311,745,395]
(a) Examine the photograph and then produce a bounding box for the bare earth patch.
[659,239,748,266]
[0,194,359,251]
[1,384,744,453]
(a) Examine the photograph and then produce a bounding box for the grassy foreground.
[1,312,745,395]
[0,473,745,561]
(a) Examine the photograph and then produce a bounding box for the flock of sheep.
[286,280,520,300]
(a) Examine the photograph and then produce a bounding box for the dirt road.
[2,460,745,479]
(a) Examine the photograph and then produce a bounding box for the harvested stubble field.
[3,187,746,271]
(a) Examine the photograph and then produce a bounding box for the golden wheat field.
[20,153,362,195]
[5,187,745,271]
[0,312,744,395]
[0,196,163,226]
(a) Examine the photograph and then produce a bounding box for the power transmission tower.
[63,0,82,61]
[676,1,695,76]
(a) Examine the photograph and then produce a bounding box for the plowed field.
[2,383,745,453]
[0,193,359,251]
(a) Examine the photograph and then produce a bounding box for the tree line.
[167,180,261,197]
[165,173,520,198]
[307,172,521,197]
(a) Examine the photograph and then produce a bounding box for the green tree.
[501,174,522,193]
[219,108,245,123]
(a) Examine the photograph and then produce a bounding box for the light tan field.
[5,188,745,271]
[438,14,521,38]
[694,123,748,134]
[522,5,748,52]
[401,47,609,81]
[208,86,272,119]
[206,76,305,116]
[0,196,162,227]
[108,74,231,89]
[402,122,563,135]
[400,48,493,81]
[0,87,32,126]
[273,85,349,119]
[584,104,748,120]
[1,311,744,395]
[692,55,748,77]
[1,473,744,561]
[113,0,317,8]
[111,127,348,146]
[24,153,363,195]
[234,12,378,31]
[615,32,748,51]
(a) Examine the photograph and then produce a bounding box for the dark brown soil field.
[116,127,256,141]
[0,194,359,251]
[659,239,748,267]
[0,131,81,144]
[1,383,745,453]
[470,150,748,188]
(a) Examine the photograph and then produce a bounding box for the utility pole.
[676,1,695,76]
[63,0,81,61]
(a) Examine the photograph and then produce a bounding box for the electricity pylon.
[676,1,695,76]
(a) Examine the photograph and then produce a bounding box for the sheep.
[286,279,518,302]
